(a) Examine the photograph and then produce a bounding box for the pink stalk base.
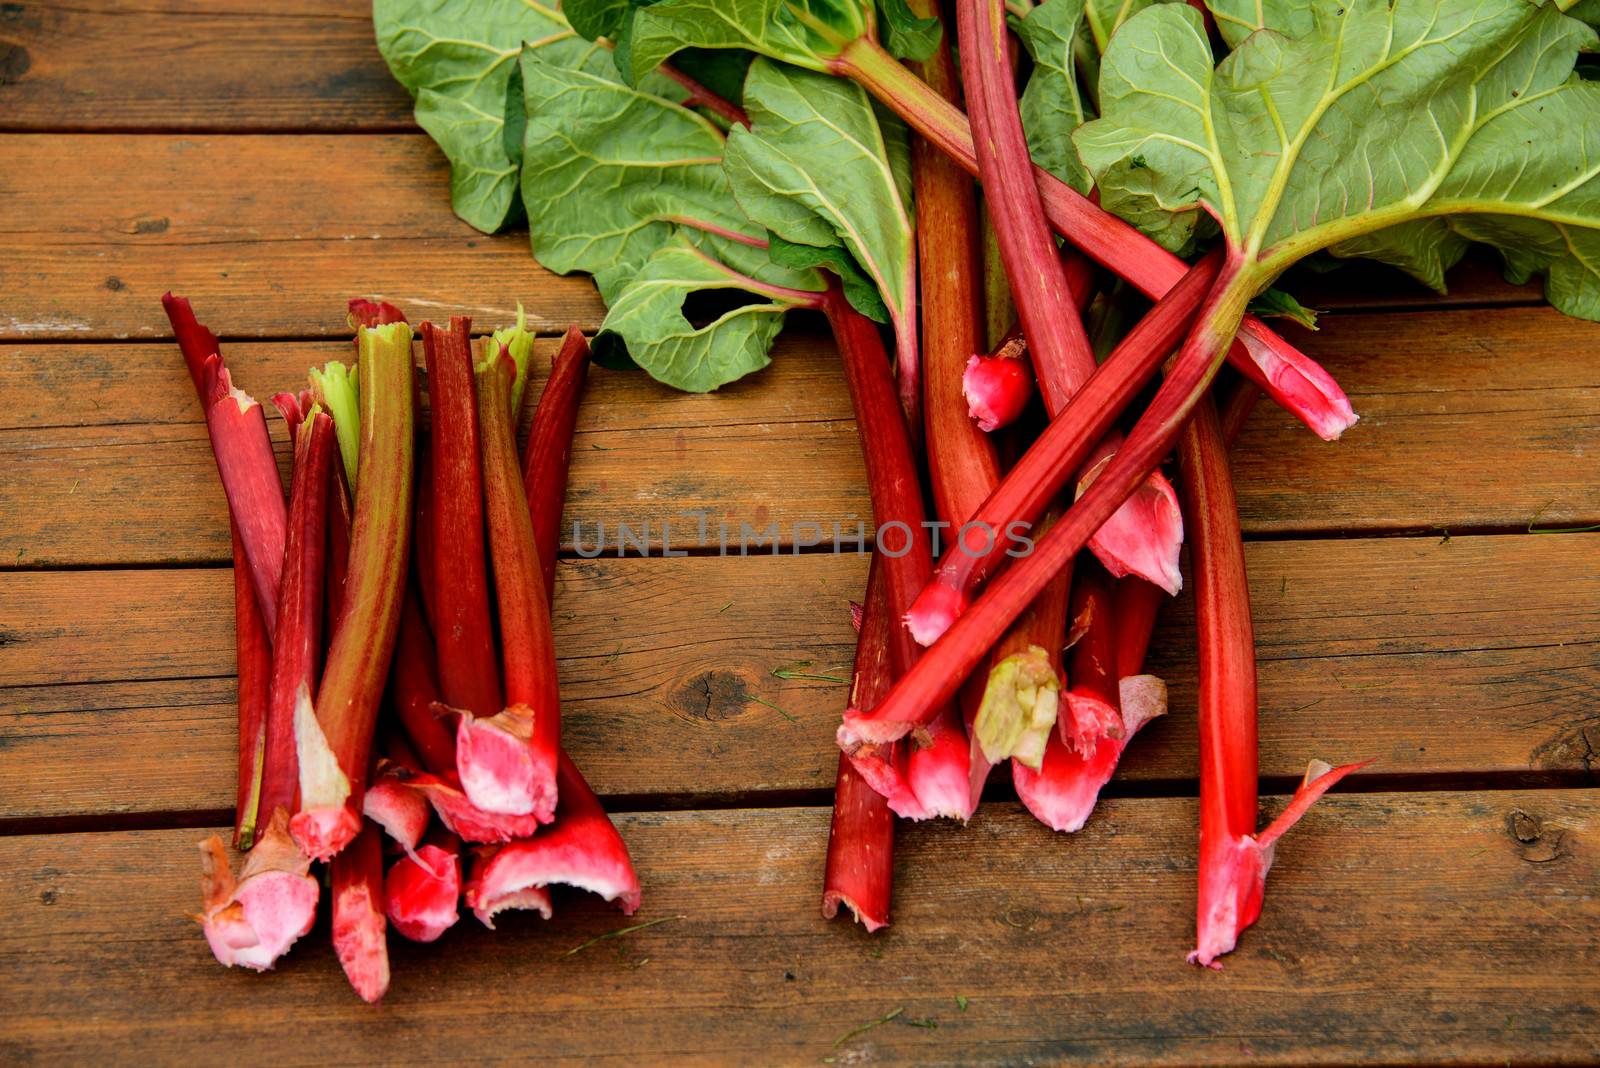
[362,766,430,858]
[1077,435,1184,595]
[385,831,462,943]
[410,771,546,843]
[330,821,390,1003]
[1014,675,1166,832]
[455,705,553,818]
[464,853,554,926]
[463,752,641,926]
[1190,759,1370,967]
[197,809,318,971]
[289,804,363,864]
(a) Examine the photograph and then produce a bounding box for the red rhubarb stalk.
[201,356,287,631]
[422,317,504,718]
[824,43,1356,442]
[464,750,641,925]
[364,741,432,859]
[259,411,334,826]
[957,0,1182,592]
[821,750,893,932]
[348,297,407,328]
[461,346,560,820]
[230,520,274,851]
[291,322,415,861]
[330,820,390,1003]
[846,257,1253,743]
[522,326,593,597]
[826,287,973,821]
[1178,392,1368,967]
[1060,555,1124,754]
[197,808,318,970]
[384,825,462,943]
[903,251,1223,647]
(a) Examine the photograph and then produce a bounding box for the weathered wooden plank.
[0,134,605,340]
[0,1,414,131]
[4,304,1598,567]
[0,335,865,565]
[2,792,1597,1065]
[3,534,1595,821]
[1241,304,1600,535]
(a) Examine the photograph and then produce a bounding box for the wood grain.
[4,534,1595,822]
[0,134,604,340]
[3,792,1598,1065]
[0,1,414,131]
[4,303,1597,567]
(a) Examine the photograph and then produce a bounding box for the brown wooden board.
[3,792,1598,1065]
[4,303,1598,569]
[0,134,605,340]
[4,533,1595,823]
[0,1,416,131]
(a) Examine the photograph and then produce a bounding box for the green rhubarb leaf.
[876,0,942,60]
[1074,1,1600,319]
[374,0,601,232]
[1247,288,1319,330]
[626,0,872,81]
[1203,0,1316,47]
[767,233,889,321]
[723,59,916,361]
[1081,0,1162,52]
[1016,0,1092,191]
[564,0,640,39]
[519,53,757,281]
[596,239,815,390]
[1324,219,1472,294]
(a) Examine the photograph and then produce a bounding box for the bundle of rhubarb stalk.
[316,0,1600,974]
[174,294,638,1001]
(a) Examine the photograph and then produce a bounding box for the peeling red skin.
[421,317,503,719]
[330,821,390,1003]
[463,751,641,926]
[202,355,287,632]
[521,327,592,598]
[348,298,407,328]
[230,520,274,851]
[384,827,462,944]
[898,252,1223,653]
[261,412,334,825]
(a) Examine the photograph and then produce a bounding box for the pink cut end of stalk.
[289,804,361,864]
[962,351,1032,432]
[197,809,318,971]
[385,839,461,943]
[330,822,390,1004]
[291,682,357,860]
[463,753,639,925]
[903,714,978,822]
[410,771,546,843]
[1235,331,1358,442]
[1078,448,1185,595]
[1189,758,1371,969]
[822,754,892,933]
[1013,675,1166,833]
[1061,692,1124,759]
[904,581,966,648]
[455,704,557,820]
[362,772,430,859]
[464,852,555,927]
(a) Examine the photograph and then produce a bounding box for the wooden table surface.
[3,3,1599,1064]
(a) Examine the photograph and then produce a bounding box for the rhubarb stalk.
[956,0,1182,592]
[1178,391,1367,967]
[422,317,503,718]
[385,825,462,943]
[259,411,334,826]
[846,258,1253,743]
[522,326,592,597]
[330,820,390,1003]
[825,41,1356,443]
[197,808,318,970]
[461,346,560,820]
[230,520,274,851]
[902,251,1223,647]
[291,322,415,861]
